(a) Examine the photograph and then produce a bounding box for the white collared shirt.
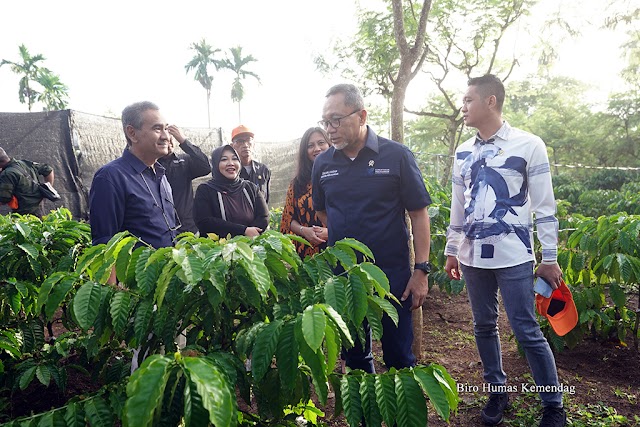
[445,121,558,269]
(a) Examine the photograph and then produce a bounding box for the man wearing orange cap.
[231,125,271,204]
[444,75,566,426]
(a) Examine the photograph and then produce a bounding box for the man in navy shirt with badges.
[90,101,180,254]
[312,83,432,372]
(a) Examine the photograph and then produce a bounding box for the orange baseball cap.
[535,280,578,337]
[231,125,254,141]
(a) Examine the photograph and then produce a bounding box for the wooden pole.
[406,211,423,360]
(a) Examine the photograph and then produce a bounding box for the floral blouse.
[280,181,326,258]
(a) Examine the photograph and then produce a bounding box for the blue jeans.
[460,261,562,407]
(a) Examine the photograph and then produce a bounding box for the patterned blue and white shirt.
[445,121,558,269]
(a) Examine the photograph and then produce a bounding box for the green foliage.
[268,206,282,232]
[583,169,636,191]
[0,209,92,397]
[507,76,640,174]
[2,386,127,427]
[0,44,69,111]
[321,0,531,149]
[606,182,640,215]
[576,190,623,218]
[334,366,457,427]
[0,212,459,426]
[218,46,260,122]
[554,214,640,351]
[185,38,221,127]
[553,174,585,206]
[0,209,90,284]
[423,178,467,295]
[554,174,640,217]
[36,71,69,111]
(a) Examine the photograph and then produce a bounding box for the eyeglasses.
[233,137,253,145]
[318,110,361,129]
[156,198,182,233]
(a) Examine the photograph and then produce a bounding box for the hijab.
[204,145,245,194]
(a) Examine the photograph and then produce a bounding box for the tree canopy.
[218,46,261,123]
[185,38,221,128]
[320,0,639,182]
[1,44,69,111]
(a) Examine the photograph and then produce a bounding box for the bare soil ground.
[324,287,640,426]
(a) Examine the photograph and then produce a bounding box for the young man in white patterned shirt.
[445,74,566,427]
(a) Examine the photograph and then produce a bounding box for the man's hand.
[445,255,461,280]
[535,262,563,290]
[167,125,186,145]
[404,206,431,310]
[244,226,262,237]
[402,270,429,311]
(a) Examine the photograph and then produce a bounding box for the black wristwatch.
[414,261,432,274]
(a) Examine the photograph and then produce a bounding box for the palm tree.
[0,44,46,111]
[185,39,221,128]
[219,46,260,123]
[36,71,69,111]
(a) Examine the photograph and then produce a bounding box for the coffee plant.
[423,179,466,295]
[549,214,640,351]
[0,209,458,426]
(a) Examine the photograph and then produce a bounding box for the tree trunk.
[390,0,432,361]
[390,79,408,143]
[440,119,462,186]
[412,307,423,358]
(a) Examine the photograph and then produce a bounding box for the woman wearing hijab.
[280,127,331,258]
[194,144,268,237]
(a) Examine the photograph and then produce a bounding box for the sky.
[0,0,631,142]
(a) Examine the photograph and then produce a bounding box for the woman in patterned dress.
[280,127,331,258]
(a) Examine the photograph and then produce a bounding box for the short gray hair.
[121,101,159,146]
[326,84,364,110]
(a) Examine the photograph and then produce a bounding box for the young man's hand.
[445,255,461,280]
[535,262,563,290]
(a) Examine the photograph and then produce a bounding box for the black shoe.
[481,393,509,425]
[539,406,567,427]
